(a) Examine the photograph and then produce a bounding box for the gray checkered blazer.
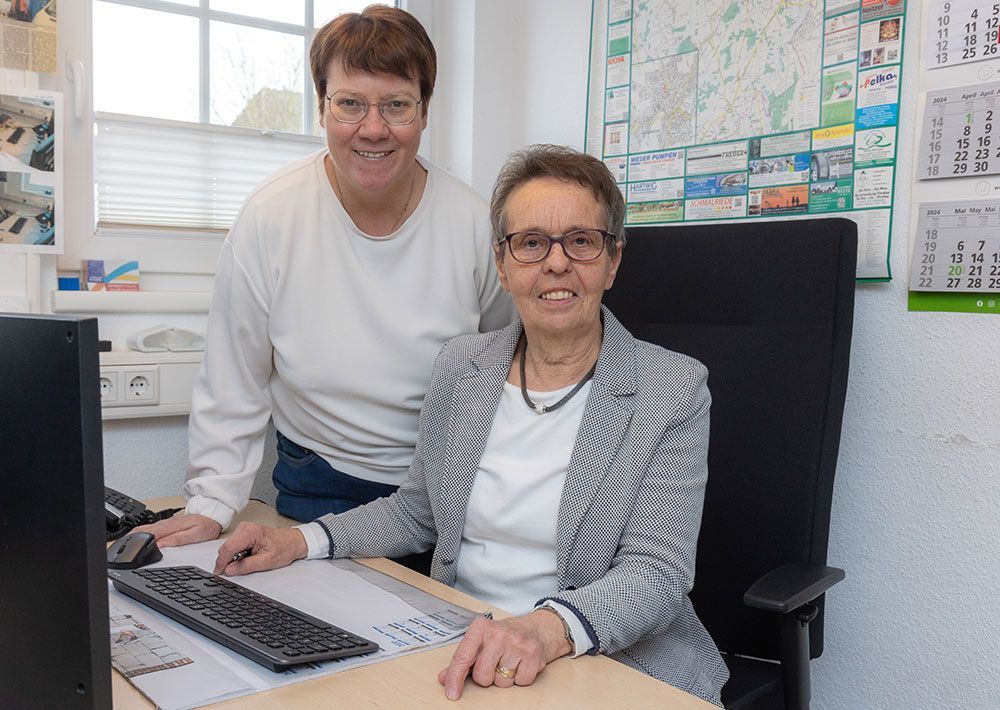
[315,306,728,705]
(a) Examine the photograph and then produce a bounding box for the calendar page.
[925,0,1000,69]
[917,82,999,179]
[909,200,1000,294]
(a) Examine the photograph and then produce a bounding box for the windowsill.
[51,290,212,314]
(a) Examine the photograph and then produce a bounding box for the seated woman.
[212,145,728,705]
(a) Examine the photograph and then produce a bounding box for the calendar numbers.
[928,1,1000,69]
[909,200,1000,292]
[918,82,1000,180]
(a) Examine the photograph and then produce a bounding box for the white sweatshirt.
[184,151,514,529]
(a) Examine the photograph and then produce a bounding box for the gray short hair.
[490,144,626,258]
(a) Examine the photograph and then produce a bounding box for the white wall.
[468,2,1000,708]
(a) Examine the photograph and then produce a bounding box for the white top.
[455,380,594,656]
[185,151,513,530]
[302,380,594,656]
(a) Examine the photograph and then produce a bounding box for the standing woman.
[138,6,513,547]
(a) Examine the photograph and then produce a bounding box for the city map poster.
[585,0,907,280]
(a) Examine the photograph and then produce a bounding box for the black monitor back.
[0,314,112,709]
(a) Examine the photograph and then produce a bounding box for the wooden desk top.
[113,499,714,709]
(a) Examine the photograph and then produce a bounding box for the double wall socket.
[100,365,159,407]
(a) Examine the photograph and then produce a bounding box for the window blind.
[95,112,323,233]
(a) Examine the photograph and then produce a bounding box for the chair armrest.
[743,564,845,614]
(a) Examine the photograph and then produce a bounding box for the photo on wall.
[0,0,57,72]
[0,88,61,253]
[0,169,56,251]
[0,89,57,173]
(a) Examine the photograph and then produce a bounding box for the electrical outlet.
[101,365,159,407]
[99,368,119,404]
[122,367,159,405]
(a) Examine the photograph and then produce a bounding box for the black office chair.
[603,218,856,710]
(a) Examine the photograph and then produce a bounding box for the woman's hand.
[212,521,308,576]
[437,609,573,700]
[133,513,222,548]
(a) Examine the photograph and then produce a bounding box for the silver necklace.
[333,164,417,235]
[517,332,597,414]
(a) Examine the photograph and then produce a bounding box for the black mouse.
[107,531,163,570]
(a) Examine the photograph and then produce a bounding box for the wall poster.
[585,0,909,280]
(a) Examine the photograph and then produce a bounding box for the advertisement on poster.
[605,86,629,123]
[607,54,628,87]
[809,179,853,212]
[609,0,632,23]
[861,0,905,22]
[756,185,810,215]
[604,122,627,156]
[821,65,857,126]
[749,154,811,188]
[810,147,854,181]
[685,141,748,176]
[627,199,684,223]
[628,178,685,202]
[853,166,893,207]
[684,172,747,198]
[628,149,685,181]
[855,67,899,129]
[685,195,747,220]
[859,15,902,68]
[812,123,855,150]
[604,156,628,183]
[824,13,859,66]
[826,0,860,17]
[751,131,812,158]
[854,126,895,167]
[608,21,631,56]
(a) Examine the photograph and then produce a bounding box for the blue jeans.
[271,430,433,574]
[272,430,397,521]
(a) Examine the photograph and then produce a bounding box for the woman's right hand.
[132,513,222,548]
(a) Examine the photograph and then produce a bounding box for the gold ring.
[495,665,516,679]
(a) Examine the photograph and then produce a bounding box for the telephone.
[105,486,180,541]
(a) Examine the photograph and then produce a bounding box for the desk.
[113,498,714,709]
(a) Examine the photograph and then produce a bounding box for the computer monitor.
[0,314,112,708]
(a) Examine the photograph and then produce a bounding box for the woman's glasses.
[501,229,616,263]
[326,91,422,126]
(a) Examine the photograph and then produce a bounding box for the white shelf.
[51,289,211,314]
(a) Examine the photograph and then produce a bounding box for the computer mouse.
[107,531,163,570]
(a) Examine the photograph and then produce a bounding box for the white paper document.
[108,541,477,710]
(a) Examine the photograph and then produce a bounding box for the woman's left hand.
[437,609,573,700]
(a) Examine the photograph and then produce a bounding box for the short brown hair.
[490,144,627,258]
[310,5,436,116]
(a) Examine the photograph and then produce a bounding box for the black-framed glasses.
[501,229,616,264]
[325,91,422,126]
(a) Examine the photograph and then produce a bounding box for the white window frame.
[58,0,415,276]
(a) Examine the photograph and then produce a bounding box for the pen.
[231,548,253,563]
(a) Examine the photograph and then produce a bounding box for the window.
[59,0,395,274]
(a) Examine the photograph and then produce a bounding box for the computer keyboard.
[9,217,26,234]
[108,566,380,671]
[7,126,24,143]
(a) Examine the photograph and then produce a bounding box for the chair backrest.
[602,218,856,661]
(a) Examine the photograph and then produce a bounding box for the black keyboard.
[7,126,23,143]
[9,217,26,234]
[109,566,380,671]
